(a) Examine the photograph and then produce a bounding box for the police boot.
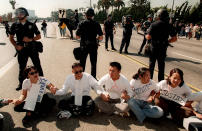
[16,84,22,91]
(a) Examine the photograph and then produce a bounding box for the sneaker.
[138,51,141,55]
[57,110,72,119]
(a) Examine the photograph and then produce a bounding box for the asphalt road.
[0,22,200,130]
[112,27,202,91]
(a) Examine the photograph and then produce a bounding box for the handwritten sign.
[58,9,66,18]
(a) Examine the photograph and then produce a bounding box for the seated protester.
[155,68,194,126]
[94,62,133,116]
[52,62,103,119]
[0,99,12,126]
[128,67,163,123]
[188,91,202,119]
[13,66,56,127]
[183,92,202,130]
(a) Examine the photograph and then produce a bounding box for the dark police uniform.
[10,20,44,86]
[147,20,176,81]
[138,20,152,54]
[104,20,115,50]
[5,22,10,37]
[120,18,134,53]
[76,19,103,78]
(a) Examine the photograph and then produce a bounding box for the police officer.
[119,15,134,54]
[103,15,116,51]
[75,9,79,25]
[76,8,103,79]
[138,14,152,55]
[146,9,177,81]
[4,21,10,37]
[9,7,43,90]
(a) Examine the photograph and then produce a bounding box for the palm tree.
[98,0,111,12]
[114,0,125,11]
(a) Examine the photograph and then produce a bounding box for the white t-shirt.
[98,74,133,99]
[188,91,202,114]
[55,72,103,96]
[130,79,159,101]
[157,80,192,106]
[22,77,50,103]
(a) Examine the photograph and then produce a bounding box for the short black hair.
[72,62,83,69]
[110,62,121,71]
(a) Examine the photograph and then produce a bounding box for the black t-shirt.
[104,20,114,34]
[76,19,103,44]
[123,21,134,35]
[147,20,176,42]
[41,22,47,28]
[10,20,40,44]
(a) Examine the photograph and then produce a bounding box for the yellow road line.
[110,49,201,92]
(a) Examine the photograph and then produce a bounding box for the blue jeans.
[128,98,163,123]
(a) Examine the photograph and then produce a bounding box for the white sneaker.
[57,110,72,119]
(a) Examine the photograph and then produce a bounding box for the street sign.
[58,9,66,18]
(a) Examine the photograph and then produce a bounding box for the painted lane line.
[0,58,17,79]
[173,52,202,63]
[107,49,201,92]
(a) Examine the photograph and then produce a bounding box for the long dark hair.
[133,67,150,80]
[167,68,184,87]
[23,66,37,79]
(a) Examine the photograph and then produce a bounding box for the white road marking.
[0,58,17,79]
[173,52,202,62]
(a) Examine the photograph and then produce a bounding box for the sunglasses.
[29,71,38,75]
[75,70,83,74]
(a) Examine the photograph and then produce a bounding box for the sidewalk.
[0,37,186,131]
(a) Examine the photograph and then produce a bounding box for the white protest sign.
[58,9,66,18]
[160,90,188,106]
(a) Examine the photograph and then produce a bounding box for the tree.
[129,0,151,21]
[174,1,192,23]
[97,0,111,12]
[114,0,125,11]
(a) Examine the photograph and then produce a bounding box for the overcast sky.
[0,0,200,17]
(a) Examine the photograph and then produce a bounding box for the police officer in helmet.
[119,15,134,54]
[9,7,43,90]
[76,8,103,79]
[138,14,152,55]
[146,9,177,81]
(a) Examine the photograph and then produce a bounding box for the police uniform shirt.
[123,21,134,35]
[76,19,103,43]
[104,20,114,34]
[10,20,40,44]
[147,20,176,42]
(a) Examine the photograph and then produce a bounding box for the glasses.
[75,70,83,75]
[29,71,38,75]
